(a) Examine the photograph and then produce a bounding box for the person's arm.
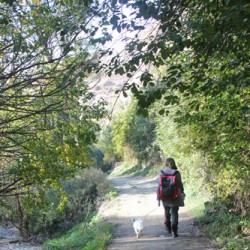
[156,172,163,205]
[156,174,160,199]
[176,172,184,193]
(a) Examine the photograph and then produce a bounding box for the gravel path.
[99,175,217,250]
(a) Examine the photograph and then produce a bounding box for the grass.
[184,185,250,250]
[43,214,115,250]
[111,161,162,177]
[184,186,211,219]
[202,210,250,250]
[104,190,118,200]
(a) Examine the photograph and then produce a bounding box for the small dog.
[133,218,144,238]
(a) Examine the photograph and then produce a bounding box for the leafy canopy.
[0,0,108,196]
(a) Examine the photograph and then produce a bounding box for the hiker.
[157,157,185,237]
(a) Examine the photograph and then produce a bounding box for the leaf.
[1,0,15,6]
[137,42,144,51]
[0,17,10,25]
[154,89,162,100]
[115,67,125,75]
[110,15,120,27]
[123,91,128,97]
[131,85,138,94]
[161,48,169,60]
[159,109,165,115]
[137,108,148,117]
[117,25,121,33]
[111,0,117,7]
[13,33,22,52]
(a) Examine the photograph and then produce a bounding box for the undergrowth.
[43,214,115,250]
[203,210,250,250]
[185,185,250,250]
[184,186,210,219]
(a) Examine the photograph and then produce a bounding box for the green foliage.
[43,215,114,250]
[94,0,250,214]
[111,104,134,159]
[151,101,207,184]
[4,89,107,195]
[97,125,118,164]
[0,0,111,240]
[185,187,211,220]
[0,0,108,196]
[0,0,91,154]
[0,168,111,238]
[110,100,161,167]
[0,0,105,241]
[89,147,113,173]
[203,210,250,250]
[104,190,118,200]
[183,185,250,250]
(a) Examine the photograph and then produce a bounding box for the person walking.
[157,157,185,237]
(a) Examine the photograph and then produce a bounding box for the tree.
[111,100,161,166]
[97,125,117,165]
[0,0,96,158]
[95,0,249,213]
[0,0,109,196]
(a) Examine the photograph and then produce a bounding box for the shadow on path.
[99,175,216,250]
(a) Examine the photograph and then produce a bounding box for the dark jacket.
[157,168,185,207]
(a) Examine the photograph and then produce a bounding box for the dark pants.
[163,205,179,234]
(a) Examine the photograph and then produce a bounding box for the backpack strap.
[160,170,165,175]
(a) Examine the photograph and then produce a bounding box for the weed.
[104,190,118,200]
[203,211,250,250]
[43,214,115,250]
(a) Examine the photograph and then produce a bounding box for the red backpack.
[157,170,180,200]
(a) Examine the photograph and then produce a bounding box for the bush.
[0,168,112,239]
[97,125,118,165]
[203,210,250,250]
[89,147,113,173]
[78,168,111,198]
[43,214,115,250]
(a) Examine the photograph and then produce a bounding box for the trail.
[99,175,217,250]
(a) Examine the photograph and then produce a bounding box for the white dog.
[133,218,144,238]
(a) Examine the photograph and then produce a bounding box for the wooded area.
[0,0,249,249]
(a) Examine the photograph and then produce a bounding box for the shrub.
[203,210,250,250]
[0,168,112,239]
[43,214,114,250]
[89,147,113,173]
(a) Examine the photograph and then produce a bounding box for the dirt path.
[99,175,217,250]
